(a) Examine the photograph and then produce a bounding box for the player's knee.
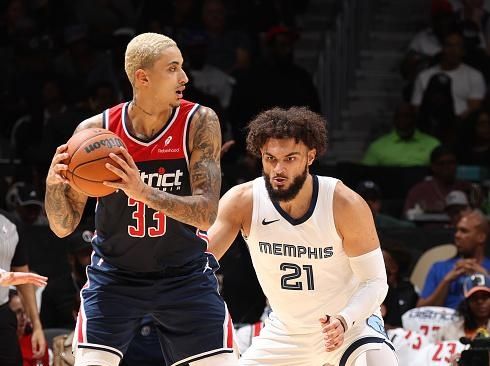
[73,348,121,366]
[189,351,239,366]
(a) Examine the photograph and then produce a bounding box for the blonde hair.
[124,32,177,85]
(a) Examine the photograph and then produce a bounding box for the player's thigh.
[239,321,319,365]
[189,351,239,366]
[350,342,399,366]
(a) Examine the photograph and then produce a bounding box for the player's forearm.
[17,282,43,330]
[45,184,83,237]
[143,185,218,230]
[338,248,388,330]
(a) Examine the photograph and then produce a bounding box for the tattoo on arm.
[144,107,222,229]
[45,184,86,237]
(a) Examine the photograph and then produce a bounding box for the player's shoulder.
[333,181,365,209]
[190,104,219,125]
[73,114,104,134]
[224,181,253,202]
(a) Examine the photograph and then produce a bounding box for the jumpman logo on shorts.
[203,258,212,273]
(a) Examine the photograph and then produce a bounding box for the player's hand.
[103,147,148,202]
[0,271,47,287]
[46,144,70,186]
[320,316,345,352]
[31,326,46,358]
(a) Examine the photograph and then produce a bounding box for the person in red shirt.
[9,290,49,366]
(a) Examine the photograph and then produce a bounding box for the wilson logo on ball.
[84,137,125,153]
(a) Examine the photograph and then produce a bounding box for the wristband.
[335,314,348,332]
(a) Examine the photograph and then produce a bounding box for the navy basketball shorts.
[74,252,234,366]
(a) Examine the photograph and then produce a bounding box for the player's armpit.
[208,183,252,260]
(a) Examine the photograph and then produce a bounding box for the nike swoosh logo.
[262,218,280,225]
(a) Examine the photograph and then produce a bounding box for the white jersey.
[388,328,468,366]
[244,176,362,329]
[401,307,459,343]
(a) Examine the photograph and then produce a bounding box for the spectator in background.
[5,182,47,226]
[460,20,490,83]
[456,107,490,166]
[411,29,486,119]
[361,103,440,167]
[445,190,472,227]
[443,273,490,340]
[417,209,490,309]
[416,73,458,145]
[9,290,49,366]
[355,180,415,228]
[0,213,46,366]
[201,0,252,75]
[455,0,490,53]
[181,30,235,110]
[227,25,320,160]
[54,24,119,103]
[381,247,419,329]
[40,229,93,329]
[408,4,456,58]
[404,145,472,216]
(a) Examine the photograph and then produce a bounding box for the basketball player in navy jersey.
[208,107,399,365]
[45,33,237,366]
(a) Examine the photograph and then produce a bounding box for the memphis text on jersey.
[259,241,334,260]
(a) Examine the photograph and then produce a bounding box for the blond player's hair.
[125,32,177,85]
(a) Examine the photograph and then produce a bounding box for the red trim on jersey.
[77,310,84,343]
[104,100,198,163]
[226,313,234,348]
[253,321,263,337]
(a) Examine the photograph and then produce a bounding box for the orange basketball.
[64,128,127,197]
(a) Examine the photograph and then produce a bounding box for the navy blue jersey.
[92,101,208,271]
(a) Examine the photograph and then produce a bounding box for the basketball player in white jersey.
[208,106,398,366]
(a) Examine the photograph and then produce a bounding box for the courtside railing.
[314,0,373,130]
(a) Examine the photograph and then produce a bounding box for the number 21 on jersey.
[280,263,315,290]
[128,198,167,237]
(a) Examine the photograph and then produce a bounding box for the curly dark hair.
[245,106,328,158]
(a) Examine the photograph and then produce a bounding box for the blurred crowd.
[0,0,490,365]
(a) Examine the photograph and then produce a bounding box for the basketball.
[64,128,127,197]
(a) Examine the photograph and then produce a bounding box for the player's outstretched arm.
[45,115,102,237]
[208,182,252,259]
[330,182,388,328]
[104,106,222,230]
[0,269,47,287]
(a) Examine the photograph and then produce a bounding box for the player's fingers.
[105,162,128,181]
[55,144,68,154]
[321,321,338,332]
[108,152,131,171]
[103,181,123,189]
[53,152,69,164]
[118,147,138,169]
[325,335,344,351]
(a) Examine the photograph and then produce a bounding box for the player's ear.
[134,69,149,86]
[307,149,316,165]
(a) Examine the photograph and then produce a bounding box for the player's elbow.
[48,223,73,238]
[199,201,218,230]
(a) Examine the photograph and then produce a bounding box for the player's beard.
[263,164,308,202]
